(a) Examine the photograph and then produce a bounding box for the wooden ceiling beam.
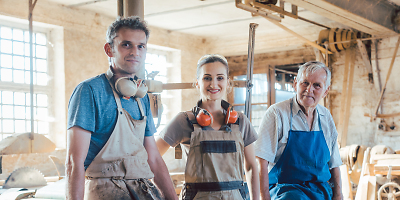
[283,0,398,36]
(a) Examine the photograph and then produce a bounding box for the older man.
[255,61,343,200]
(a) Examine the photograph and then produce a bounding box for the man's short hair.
[106,16,150,48]
[297,61,331,88]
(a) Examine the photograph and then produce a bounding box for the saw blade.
[3,167,47,189]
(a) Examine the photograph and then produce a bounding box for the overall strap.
[290,99,294,130]
[184,111,201,130]
[136,98,145,119]
[105,74,124,113]
[316,108,322,131]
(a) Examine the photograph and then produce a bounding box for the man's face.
[293,68,329,109]
[106,27,147,76]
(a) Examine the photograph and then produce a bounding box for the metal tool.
[244,23,258,119]
[3,167,47,189]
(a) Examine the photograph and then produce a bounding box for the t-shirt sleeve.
[67,82,96,132]
[254,106,281,163]
[327,112,343,169]
[240,113,258,147]
[143,94,157,137]
[158,112,193,147]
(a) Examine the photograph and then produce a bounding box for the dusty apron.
[268,100,332,200]
[84,76,163,200]
[180,111,249,200]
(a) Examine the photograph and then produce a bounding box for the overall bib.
[84,77,163,200]
[181,111,249,200]
[268,100,332,200]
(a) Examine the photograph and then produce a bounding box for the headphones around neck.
[106,68,148,98]
[193,100,238,127]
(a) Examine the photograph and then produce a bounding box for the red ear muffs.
[196,109,213,127]
[224,106,238,124]
[195,106,238,127]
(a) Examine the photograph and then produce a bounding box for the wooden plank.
[364,112,400,119]
[267,65,276,107]
[374,165,400,171]
[341,49,356,147]
[253,1,298,19]
[340,165,353,200]
[322,0,396,32]
[356,39,373,75]
[338,49,351,147]
[306,0,395,34]
[374,170,400,175]
[282,0,389,35]
[370,154,400,161]
[260,15,333,54]
[355,147,376,200]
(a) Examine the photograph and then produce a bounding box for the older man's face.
[294,68,329,109]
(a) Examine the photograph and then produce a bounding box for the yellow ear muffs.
[106,68,148,98]
[115,77,138,97]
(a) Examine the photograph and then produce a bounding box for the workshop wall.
[0,0,207,175]
[0,0,206,144]
[330,36,400,150]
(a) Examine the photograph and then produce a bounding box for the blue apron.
[268,100,332,200]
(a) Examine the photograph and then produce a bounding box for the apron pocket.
[123,157,154,179]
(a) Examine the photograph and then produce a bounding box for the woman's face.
[196,61,229,101]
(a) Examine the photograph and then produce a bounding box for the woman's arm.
[244,143,260,200]
[155,136,171,156]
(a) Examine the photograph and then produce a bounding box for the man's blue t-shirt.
[67,74,157,169]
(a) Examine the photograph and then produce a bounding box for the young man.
[66,16,178,200]
[255,61,343,200]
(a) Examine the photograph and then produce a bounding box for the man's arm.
[330,167,343,200]
[244,143,260,200]
[144,136,178,200]
[65,126,91,200]
[258,157,271,200]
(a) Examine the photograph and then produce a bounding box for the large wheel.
[378,182,400,200]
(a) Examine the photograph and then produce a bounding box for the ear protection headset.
[106,68,148,98]
[194,100,238,127]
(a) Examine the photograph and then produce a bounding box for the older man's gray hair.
[297,61,331,89]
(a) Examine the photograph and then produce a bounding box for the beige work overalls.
[180,111,249,200]
[84,76,163,200]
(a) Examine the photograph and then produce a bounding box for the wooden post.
[267,65,276,107]
[338,48,355,147]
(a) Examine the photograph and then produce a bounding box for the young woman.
[156,54,260,200]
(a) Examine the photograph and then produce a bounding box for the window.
[145,52,169,134]
[0,25,49,140]
[233,74,269,131]
[233,72,296,130]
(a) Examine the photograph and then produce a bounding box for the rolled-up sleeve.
[327,112,343,169]
[255,106,280,163]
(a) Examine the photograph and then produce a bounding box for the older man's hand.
[332,191,343,200]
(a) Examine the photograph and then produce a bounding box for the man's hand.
[330,167,343,200]
[144,136,178,200]
[257,157,271,200]
[66,126,91,200]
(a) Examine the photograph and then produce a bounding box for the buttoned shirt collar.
[291,96,325,118]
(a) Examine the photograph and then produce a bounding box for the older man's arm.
[330,167,343,200]
[258,158,271,200]
[144,136,178,200]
